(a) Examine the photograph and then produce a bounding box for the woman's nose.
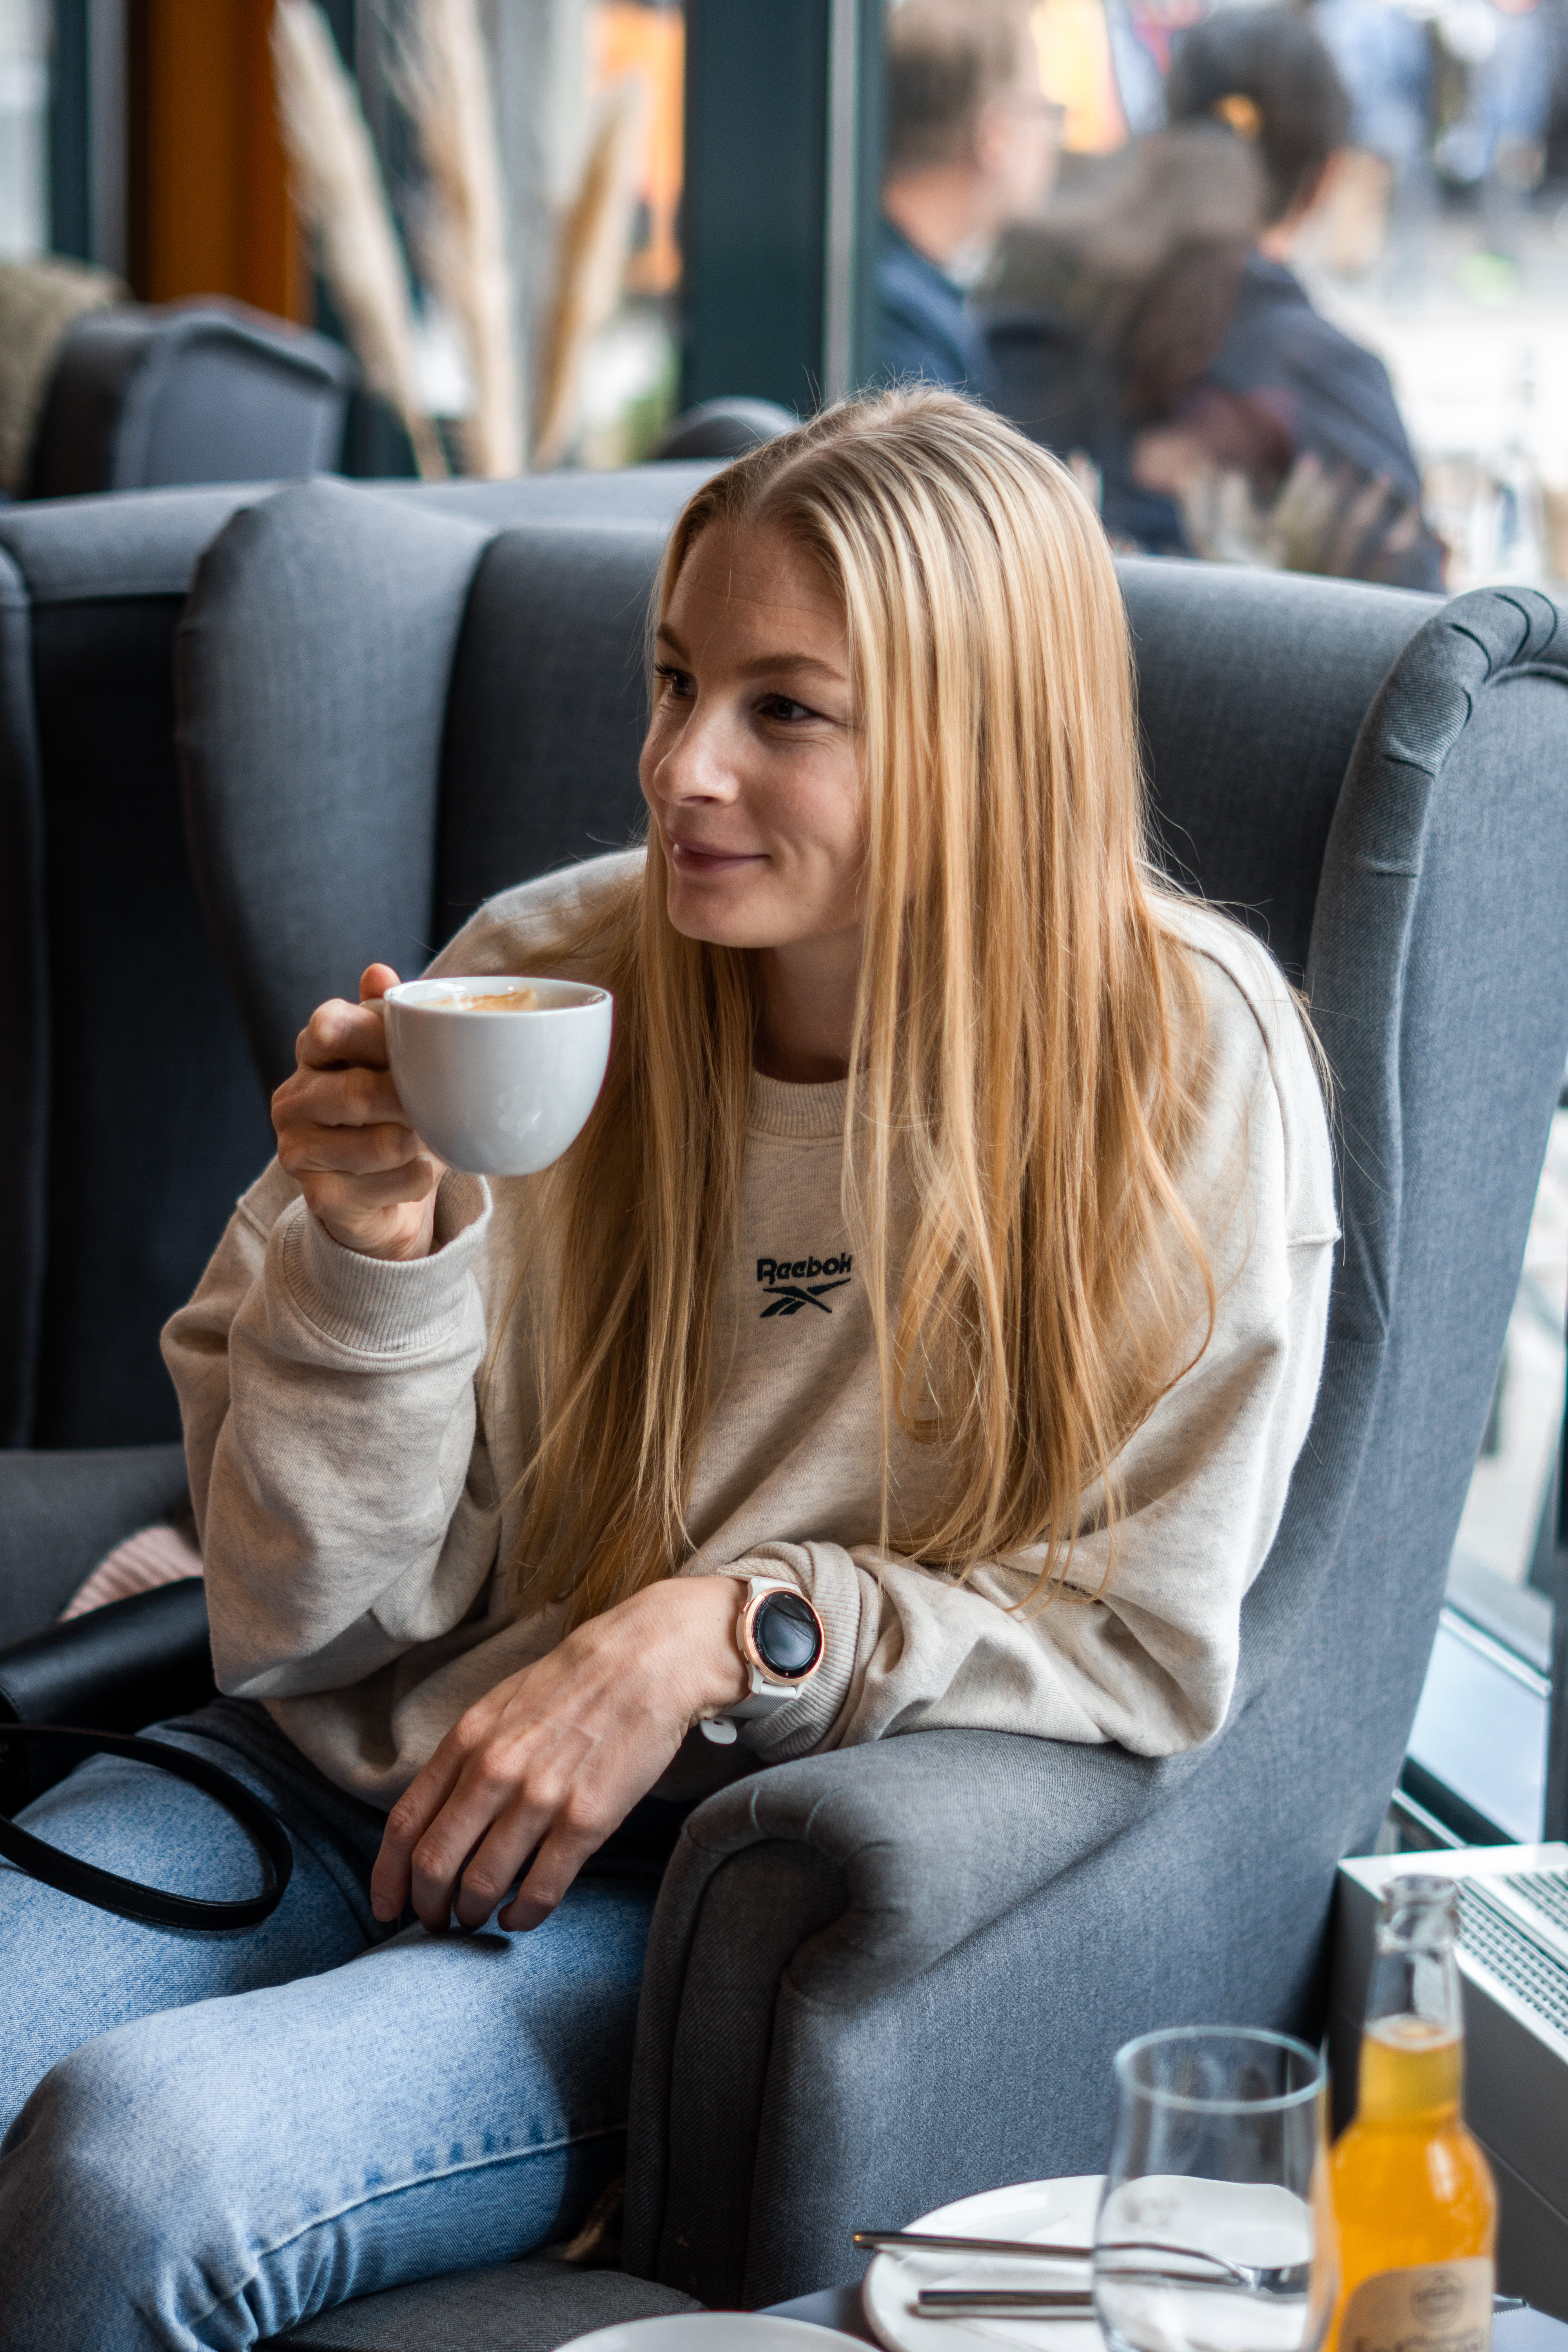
[653,702,741,805]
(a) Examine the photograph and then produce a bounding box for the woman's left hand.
[369,1575,749,1934]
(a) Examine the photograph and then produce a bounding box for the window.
[1408,1112,1568,1844]
[0,0,48,261]
[574,0,685,467]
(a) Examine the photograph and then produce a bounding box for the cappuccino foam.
[452,987,541,1013]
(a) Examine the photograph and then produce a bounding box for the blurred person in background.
[986,120,1265,544]
[877,0,1062,393]
[989,7,1444,587]
[1432,0,1552,268]
[1154,9,1443,585]
[1311,0,1433,281]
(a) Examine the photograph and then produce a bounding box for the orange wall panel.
[138,0,305,320]
[592,3,684,298]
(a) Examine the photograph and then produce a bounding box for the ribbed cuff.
[280,1173,491,1356]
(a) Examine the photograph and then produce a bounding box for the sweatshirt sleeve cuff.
[695,1541,864,1764]
[279,1172,492,1356]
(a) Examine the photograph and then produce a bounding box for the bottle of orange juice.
[1329,1874,1497,2352]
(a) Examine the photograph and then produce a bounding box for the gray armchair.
[176,491,1568,2317]
[0,465,713,1448]
[5,470,1567,2342]
[22,303,353,500]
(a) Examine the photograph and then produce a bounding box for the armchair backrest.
[177,483,690,1090]
[1118,568,1568,1879]
[0,465,710,1450]
[25,305,352,499]
[1120,561,1435,978]
[0,485,276,1446]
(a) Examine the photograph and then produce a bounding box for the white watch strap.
[735,1576,809,1710]
[698,1577,820,1743]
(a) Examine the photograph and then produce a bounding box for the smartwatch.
[699,1576,826,1745]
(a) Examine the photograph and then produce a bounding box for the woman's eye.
[654,662,694,700]
[760,694,814,723]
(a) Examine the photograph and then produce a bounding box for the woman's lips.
[668,840,767,875]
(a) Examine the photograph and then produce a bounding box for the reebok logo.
[756,1252,853,1318]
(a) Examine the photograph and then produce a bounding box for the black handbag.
[0,1580,293,1929]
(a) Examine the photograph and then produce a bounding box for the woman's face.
[640,517,864,954]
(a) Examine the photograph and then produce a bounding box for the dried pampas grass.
[398,0,521,479]
[532,74,651,472]
[271,0,447,480]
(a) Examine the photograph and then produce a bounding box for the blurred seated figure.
[987,125,1265,548]
[987,10,1445,589]
[877,0,1060,395]
[1155,11,1442,586]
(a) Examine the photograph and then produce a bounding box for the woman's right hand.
[271,963,445,1261]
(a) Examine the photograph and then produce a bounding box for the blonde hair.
[499,386,1214,1626]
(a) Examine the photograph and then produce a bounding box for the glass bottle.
[1328,1874,1497,2352]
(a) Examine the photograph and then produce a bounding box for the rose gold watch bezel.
[739,1584,824,1687]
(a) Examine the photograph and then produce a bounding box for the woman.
[0,389,1336,2349]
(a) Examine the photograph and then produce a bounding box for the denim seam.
[186,2121,630,2331]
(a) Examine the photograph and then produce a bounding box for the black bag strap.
[0,1724,293,1929]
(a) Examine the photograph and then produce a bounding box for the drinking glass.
[1093,2027,1338,2352]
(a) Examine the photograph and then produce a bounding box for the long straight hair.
[497,387,1214,1624]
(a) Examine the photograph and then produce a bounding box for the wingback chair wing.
[3,463,1565,2347]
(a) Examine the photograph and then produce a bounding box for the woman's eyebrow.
[735,650,846,683]
[654,626,842,684]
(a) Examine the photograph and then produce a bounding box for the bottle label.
[1340,2258,1495,2352]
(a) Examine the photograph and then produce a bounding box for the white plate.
[562,2316,869,2349]
[862,2176,1107,2352]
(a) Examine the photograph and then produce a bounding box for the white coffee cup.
[382,976,613,1177]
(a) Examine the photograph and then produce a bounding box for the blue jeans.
[0,1700,676,2352]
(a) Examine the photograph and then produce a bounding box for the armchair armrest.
[625,1728,1178,2306]
[0,1443,189,1644]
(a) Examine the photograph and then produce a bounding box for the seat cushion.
[275,2258,700,2351]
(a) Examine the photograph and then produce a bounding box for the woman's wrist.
[628,1574,749,1720]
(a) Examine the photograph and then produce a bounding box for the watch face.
[753,1589,823,1679]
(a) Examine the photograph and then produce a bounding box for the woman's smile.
[665,837,769,876]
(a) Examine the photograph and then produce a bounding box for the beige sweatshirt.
[163,853,1338,1810]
